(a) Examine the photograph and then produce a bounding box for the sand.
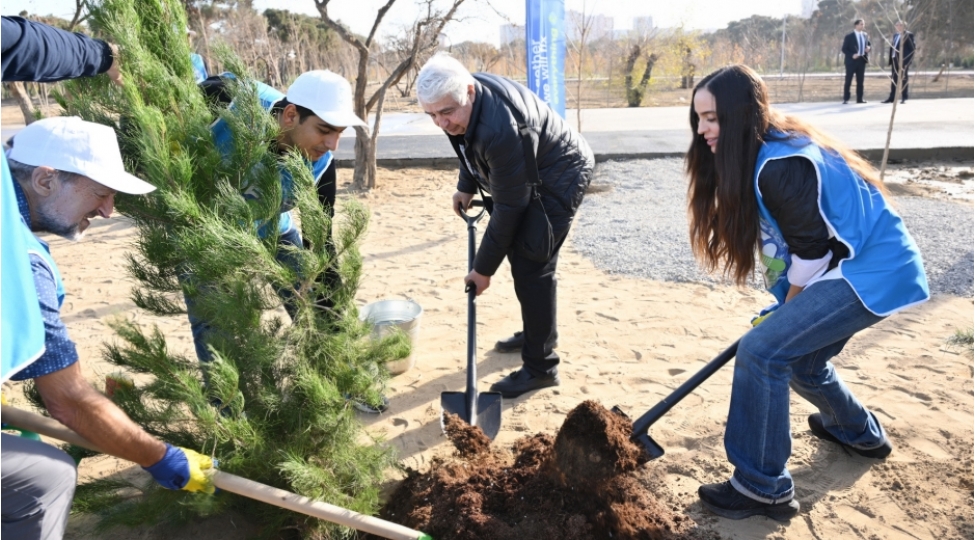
[3,165,972,540]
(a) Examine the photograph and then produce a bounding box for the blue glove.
[751,303,780,327]
[143,443,216,493]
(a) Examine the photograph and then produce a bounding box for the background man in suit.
[883,21,916,104]
[841,19,871,104]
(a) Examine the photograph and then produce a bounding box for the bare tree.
[315,0,467,190]
[876,11,919,180]
[623,44,658,107]
[5,82,36,125]
[567,3,595,132]
[67,0,91,30]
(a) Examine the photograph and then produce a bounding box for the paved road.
[332,97,974,166]
[4,98,971,166]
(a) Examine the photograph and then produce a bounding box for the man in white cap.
[3,116,216,539]
[186,71,367,363]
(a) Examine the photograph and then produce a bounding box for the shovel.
[613,339,740,461]
[440,199,503,440]
[0,405,432,540]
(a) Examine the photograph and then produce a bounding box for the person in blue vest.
[685,64,929,521]
[185,70,365,360]
[4,117,216,539]
[1,15,123,381]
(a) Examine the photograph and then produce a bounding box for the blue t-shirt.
[9,180,79,380]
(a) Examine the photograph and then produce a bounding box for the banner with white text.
[526,0,566,118]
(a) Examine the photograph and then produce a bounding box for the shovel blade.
[611,405,665,462]
[440,391,503,440]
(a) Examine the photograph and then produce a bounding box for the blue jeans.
[184,227,303,363]
[725,278,887,503]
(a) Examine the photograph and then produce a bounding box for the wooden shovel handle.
[0,405,431,540]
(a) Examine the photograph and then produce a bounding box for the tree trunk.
[624,45,641,107]
[6,82,36,125]
[353,127,377,190]
[880,39,908,181]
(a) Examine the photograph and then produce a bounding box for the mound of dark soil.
[377,401,704,540]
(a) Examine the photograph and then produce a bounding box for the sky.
[2,0,805,46]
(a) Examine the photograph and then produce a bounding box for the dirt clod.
[553,400,650,487]
[378,401,698,540]
[443,412,493,458]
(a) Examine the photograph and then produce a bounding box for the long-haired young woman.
[686,64,929,521]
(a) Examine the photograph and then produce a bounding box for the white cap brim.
[94,170,157,195]
[312,109,367,129]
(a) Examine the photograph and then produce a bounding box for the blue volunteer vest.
[1,153,48,381]
[190,53,208,83]
[210,78,333,238]
[754,136,929,316]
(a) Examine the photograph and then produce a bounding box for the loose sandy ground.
[3,165,972,540]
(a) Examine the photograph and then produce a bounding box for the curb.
[336,146,974,170]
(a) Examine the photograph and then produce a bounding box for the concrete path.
[335,97,974,166]
[3,98,971,166]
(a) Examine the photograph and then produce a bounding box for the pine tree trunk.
[6,82,36,125]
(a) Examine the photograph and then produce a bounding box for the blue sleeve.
[1,16,114,83]
[10,255,80,380]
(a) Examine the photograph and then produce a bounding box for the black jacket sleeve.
[1,16,114,83]
[758,157,833,261]
[841,33,857,58]
[472,127,533,276]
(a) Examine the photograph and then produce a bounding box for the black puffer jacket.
[448,73,594,276]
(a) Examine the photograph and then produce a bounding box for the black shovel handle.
[631,339,740,436]
[458,199,485,227]
[461,200,484,417]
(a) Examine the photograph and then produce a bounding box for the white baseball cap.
[9,117,156,195]
[286,70,367,128]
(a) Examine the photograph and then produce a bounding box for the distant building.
[633,16,654,38]
[801,0,819,18]
[499,23,524,46]
[567,10,614,42]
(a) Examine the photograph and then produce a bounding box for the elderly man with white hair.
[416,53,594,399]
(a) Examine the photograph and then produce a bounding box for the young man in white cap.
[4,116,216,540]
[187,71,367,365]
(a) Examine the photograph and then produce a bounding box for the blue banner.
[2,151,45,382]
[525,0,566,118]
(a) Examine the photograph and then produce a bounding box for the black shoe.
[857,100,868,103]
[698,481,799,522]
[489,369,559,398]
[882,99,894,103]
[842,100,849,104]
[808,413,892,459]
[494,332,558,353]
[900,100,907,104]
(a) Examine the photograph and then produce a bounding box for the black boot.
[489,369,559,398]
[698,481,799,522]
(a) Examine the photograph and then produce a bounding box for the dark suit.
[886,31,916,102]
[841,31,870,102]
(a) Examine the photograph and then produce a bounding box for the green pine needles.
[55,0,407,537]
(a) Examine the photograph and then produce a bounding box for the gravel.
[571,158,974,298]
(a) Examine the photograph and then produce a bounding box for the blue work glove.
[751,303,779,327]
[143,443,216,494]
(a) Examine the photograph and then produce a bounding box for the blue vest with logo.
[210,78,333,238]
[1,153,47,381]
[754,136,929,316]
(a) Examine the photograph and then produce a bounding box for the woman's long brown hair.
[685,64,886,286]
